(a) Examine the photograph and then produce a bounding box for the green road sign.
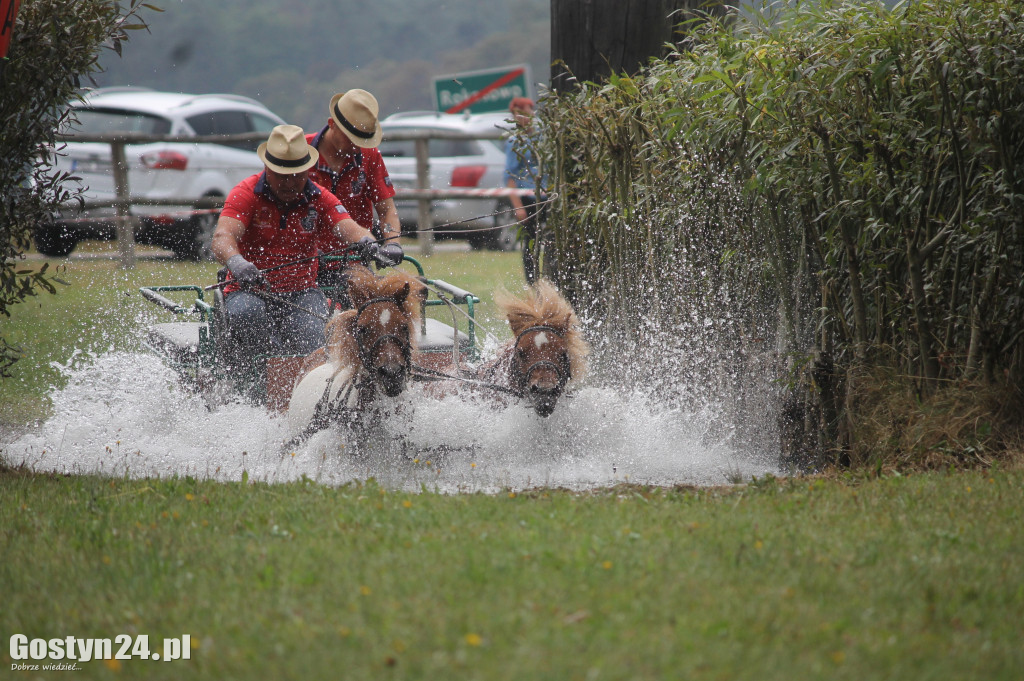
[433,64,532,114]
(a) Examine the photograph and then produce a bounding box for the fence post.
[110,140,136,268]
[414,137,434,256]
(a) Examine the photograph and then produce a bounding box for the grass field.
[3,242,1022,679]
[1,468,1021,679]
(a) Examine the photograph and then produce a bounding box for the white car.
[379,111,518,251]
[37,87,286,259]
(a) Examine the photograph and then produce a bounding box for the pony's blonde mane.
[325,266,427,367]
[493,278,589,384]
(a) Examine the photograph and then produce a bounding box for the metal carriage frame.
[140,256,481,406]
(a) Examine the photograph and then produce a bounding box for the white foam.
[1,350,779,493]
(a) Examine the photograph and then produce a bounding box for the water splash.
[1,349,778,492]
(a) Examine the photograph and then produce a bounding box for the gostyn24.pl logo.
[10,634,191,669]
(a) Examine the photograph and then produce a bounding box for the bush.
[539,0,1024,469]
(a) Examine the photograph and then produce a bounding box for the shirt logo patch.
[301,206,317,233]
[350,169,366,197]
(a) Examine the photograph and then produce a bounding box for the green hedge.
[539,0,1024,466]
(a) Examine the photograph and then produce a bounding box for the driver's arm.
[374,197,402,243]
[211,215,247,264]
[333,216,374,244]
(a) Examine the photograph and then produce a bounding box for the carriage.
[139,255,480,410]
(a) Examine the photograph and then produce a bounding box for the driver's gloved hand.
[356,235,382,266]
[226,254,268,290]
[375,242,404,268]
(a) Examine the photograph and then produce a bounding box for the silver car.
[38,87,285,259]
[379,111,518,251]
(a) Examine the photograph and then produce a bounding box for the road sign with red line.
[434,64,532,115]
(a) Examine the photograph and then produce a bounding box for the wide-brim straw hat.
[257,124,319,174]
[330,89,383,148]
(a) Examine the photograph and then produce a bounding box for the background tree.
[0,0,153,377]
[90,0,550,128]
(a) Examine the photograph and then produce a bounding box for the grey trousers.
[223,287,328,359]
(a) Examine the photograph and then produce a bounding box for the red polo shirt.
[307,125,396,269]
[220,172,352,293]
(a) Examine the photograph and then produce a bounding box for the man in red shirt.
[211,124,384,369]
[306,89,403,295]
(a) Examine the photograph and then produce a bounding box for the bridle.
[511,325,571,396]
[353,296,413,372]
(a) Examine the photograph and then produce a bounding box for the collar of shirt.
[310,124,363,185]
[254,171,323,229]
[254,170,321,207]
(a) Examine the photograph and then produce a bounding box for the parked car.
[36,87,286,259]
[378,111,517,251]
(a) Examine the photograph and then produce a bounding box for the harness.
[511,325,572,396]
[353,296,413,372]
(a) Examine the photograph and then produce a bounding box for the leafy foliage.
[540,0,1024,467]
[0,0,154,377]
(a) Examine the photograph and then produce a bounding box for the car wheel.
[172,201,220,261]
[33,222,78,257]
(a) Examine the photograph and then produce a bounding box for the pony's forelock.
[495,279,589,382]
[346,266,426,330]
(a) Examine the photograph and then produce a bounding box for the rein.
[410,364,520,397]
[408,324,572,399]
[399,193,559,236]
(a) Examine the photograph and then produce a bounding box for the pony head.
[329,266,426,397]
[493,278,589,417]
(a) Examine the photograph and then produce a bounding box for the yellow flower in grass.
[185,493,194,501]
[360,585,372,596]
[403,500,413,508]
[104,658,122,671]
[465,633,482,647]
[602,561,612,570]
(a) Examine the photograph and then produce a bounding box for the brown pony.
[476,278,589,417]
[287,266,427,439]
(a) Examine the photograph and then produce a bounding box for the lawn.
[0,468,1021,679]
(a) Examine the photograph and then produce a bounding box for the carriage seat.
[146,322,202,365]
[416,318,471,354]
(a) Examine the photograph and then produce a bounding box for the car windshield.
[69,107,172,135]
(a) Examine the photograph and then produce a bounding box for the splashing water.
[2,349,779,493]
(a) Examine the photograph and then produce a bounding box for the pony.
[287,266,427,442]
[474,278,589,417]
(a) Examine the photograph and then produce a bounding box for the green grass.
[1,468,1021,679]
[0,242,524,435]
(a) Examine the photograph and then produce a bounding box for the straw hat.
[329,89,383,148]
[257,124,318,174]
